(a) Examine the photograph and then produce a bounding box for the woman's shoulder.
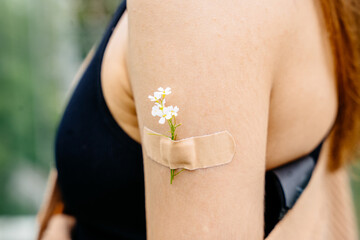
[124,1,306,238]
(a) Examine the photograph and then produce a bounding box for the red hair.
[319,0,360,171]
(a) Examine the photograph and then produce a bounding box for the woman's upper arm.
[126,1,290,239]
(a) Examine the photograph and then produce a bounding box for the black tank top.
[54,1,332,239]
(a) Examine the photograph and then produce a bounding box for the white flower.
[157,87,171,97]
[158,107,172,124]
[148,91,162,102]
[163,107,173,119]
[151,105,162,117]
[149,87,177,124]
[148,95,157,101]
[168,105,179,117]
[154,99,166,110]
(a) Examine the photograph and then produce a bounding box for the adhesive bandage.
[143,126,236,170]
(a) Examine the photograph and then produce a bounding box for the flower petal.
[154,92,162,99]
[159,117,165,124]
[164,87,171,94]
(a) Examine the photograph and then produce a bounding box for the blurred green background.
[0,0,120,238]
[0,0,359,239]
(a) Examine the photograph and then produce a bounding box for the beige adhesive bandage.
[143,126,236,170]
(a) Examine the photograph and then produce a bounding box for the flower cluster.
[148,87,185,184]
[149,87,179,124]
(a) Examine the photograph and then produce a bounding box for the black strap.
[264,127,332,238]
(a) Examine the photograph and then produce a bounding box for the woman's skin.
[102,0,338,170]
[44,0,338,239]
[125,0,337,239]
[41,214,75,240]
[102,0,337,171]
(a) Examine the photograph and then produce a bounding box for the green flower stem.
[174,169,185,176]
[168,117,186,184]
[170,169,173,184]
[147,132,171,138]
